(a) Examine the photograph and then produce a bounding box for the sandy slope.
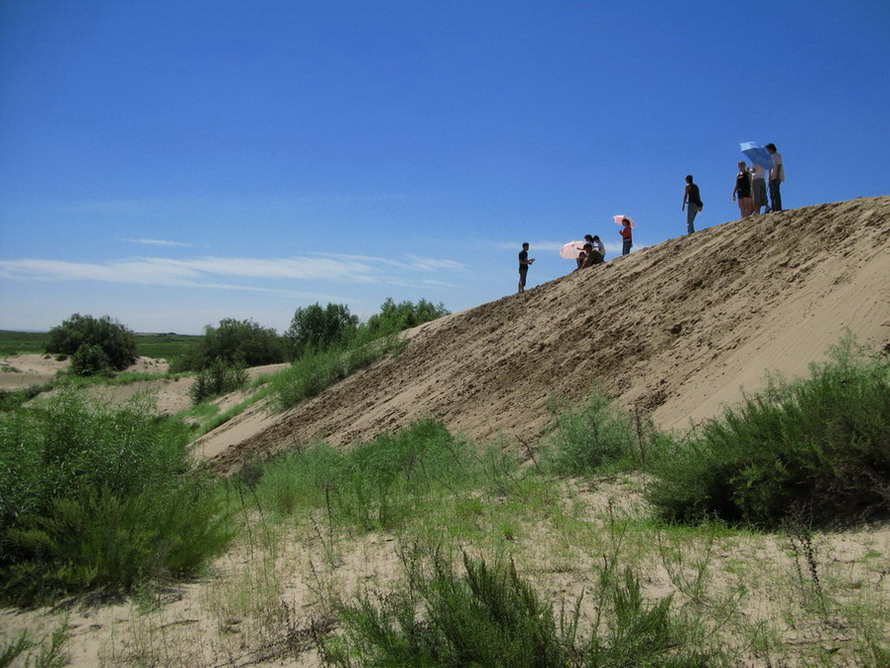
[206,197,890,472]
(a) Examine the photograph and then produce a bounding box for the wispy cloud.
[0,253,466,292]
[124,238,196,247]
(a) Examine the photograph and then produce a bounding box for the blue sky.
[1,1,888,334]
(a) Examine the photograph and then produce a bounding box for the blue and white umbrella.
[740,142,772,169]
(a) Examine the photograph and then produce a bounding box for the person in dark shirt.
[682,174,703,234]
[732,161,755,218]
[518,242,534,293]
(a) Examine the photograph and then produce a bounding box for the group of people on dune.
[517,143,785,294]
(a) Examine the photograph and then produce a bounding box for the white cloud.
[0,252,466,292]
[124,238,195,247]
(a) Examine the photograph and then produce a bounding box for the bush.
[189,358,248,404]
[541,390,653,476]
[271,334,403,412]
[252,419,478,530]
[70,343,113,376]
[647,338,890,528]
[44,313,138,372]
[285,303,359,360]
[365,298,450,337]
[171,318,285,372]
[326,551,715,667]
[0,391,233,603]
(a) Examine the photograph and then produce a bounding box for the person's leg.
[769,180,783,212]
[518,269,527,293]
[687,206,697,234]
[622,239,631,255]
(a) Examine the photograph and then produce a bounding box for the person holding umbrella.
[682,175,703,234]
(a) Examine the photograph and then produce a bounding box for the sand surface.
[205,196,890,473]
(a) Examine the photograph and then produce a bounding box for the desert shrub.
[648,338,890,528]
[285,302,359,359]
[189,358,248,404]
[541,390,652,475]
[44,313,137,372]
[252,420,480,530]
[171,318,284,372]
[69,343,113,376]
[271,333,403,412]
[326,552,716,667]
[0,390,233,603]
[365,297,450,337]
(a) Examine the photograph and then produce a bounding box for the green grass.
[0,330,199,360]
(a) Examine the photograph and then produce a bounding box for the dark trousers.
[768,179,783,212]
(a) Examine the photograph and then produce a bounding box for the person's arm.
[732,178,738,200]
[682,185,688,210]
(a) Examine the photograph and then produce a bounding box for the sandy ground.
[1,197,888,666]
[205,196,890,473]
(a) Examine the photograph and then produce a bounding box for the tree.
[285,303,358,358]
[171,318,285,371]
[45,314,138,373]
[366,298,450,336]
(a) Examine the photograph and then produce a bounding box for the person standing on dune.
[518,242,534,293]
[766,143,784,212]
[682,175,703,234]
[732,161,755,218]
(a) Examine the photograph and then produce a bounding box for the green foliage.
[252,420,480,531]
[69,343,113,377]
[0,330,47,357]
[365,298,450,337]
[44,313,138,373]
[0,385,43,412]
[271,333,403,412]
[285,303,359,359]
[189,358,248,404]
[171,318,284,372]
[647,338,890,528]
[0,391,233,603]
[541,390,652,475]
[327,551,716,667]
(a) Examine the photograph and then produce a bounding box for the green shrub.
[189,358,248,404]
[365,297,450,337]
[648,338,890,528]
[171,318,284,372]
[69,343,113,376]
[541,390,650,476]
[285,302,359,359]
[0,391,233,603]
[44,313,138,372]
[327,552,716,667]
[271,334,403,412]
[252,420,480,530]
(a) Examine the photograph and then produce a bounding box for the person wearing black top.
[732,161,755,218]
[682,174,703,234]
[518,242,534,293]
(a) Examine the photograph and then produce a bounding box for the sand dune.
[205,197,889,472]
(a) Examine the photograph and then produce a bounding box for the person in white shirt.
[751,163,768,215]
[766,143,784,212]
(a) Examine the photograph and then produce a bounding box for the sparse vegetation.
[189,358,248,404]
[0,391,234,604]
[647,337,890,528]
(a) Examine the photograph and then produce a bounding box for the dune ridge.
[207,197,890,472]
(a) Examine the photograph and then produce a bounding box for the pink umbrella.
[613,215,636,228]
[560,241,586,259]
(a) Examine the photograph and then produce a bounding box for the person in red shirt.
[619,217,633,255]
